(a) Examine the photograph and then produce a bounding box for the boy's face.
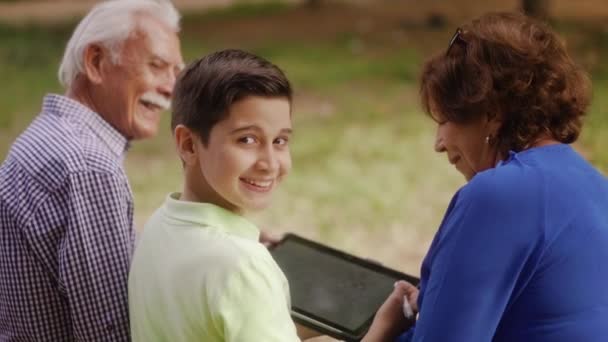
[192,96,292,213]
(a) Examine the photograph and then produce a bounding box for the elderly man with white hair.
[0,0,184,340]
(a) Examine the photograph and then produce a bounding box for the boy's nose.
[257,148,280,172]
[435,130,446,153]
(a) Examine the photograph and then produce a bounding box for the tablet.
[269,233,419,341]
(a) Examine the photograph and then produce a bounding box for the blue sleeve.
[409,176,541,341]
[396,327,415,342]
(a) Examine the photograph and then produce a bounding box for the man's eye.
[150,61,164,69]
[238,136,256,144]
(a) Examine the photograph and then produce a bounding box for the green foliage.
[182,1,289,22]
[0,23,70,131]
[583,80,608,171]
[254,42,419,90]
[553,20,608,172]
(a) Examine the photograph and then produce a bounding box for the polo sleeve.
[59,171,134,341]
[409,179,541,341]
[213,251,300,342]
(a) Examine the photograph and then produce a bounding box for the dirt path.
[0,0,301,24]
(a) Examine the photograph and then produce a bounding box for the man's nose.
[158,71,177,99]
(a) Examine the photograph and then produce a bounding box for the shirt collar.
[162,193,260,241]
[42,94,129,159]
[496,143,568,167]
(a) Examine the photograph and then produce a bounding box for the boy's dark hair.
[171,49,293,144]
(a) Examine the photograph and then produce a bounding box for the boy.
[128,48,411,342]
[128,49,300,341]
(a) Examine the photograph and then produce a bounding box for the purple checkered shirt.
[0,94,135,341]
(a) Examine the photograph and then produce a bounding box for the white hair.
[58,0,180,88]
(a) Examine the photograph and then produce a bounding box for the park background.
[0,2,606,336]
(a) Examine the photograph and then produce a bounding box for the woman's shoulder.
[458,162,544,213]
[438,163,547,243]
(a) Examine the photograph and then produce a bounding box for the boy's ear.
[82,43,108,85]
[174,125,199,165]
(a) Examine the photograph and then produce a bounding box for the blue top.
[397,144,608,342]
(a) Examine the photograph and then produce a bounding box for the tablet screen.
[271,235,418,336]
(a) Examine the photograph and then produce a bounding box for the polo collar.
[163,193,260,241]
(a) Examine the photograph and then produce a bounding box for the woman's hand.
[403,282,419,314]
[362,281,418,342]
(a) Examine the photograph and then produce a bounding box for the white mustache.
[140,92,171,110]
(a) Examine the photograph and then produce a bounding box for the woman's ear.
[486,112,503,137]
[174,125,199,166]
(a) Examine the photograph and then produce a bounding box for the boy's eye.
[274,137,289,146]
[238,136,256,144]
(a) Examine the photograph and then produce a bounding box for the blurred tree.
[522,0,550,18]
[306,0,322,9]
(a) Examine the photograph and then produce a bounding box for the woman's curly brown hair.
[420,12,591,155]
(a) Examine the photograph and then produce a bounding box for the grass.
[583,80,608,170]
[0,2,606,275]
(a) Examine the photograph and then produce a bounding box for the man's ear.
[82,44,108,84]
[174,124,200,166]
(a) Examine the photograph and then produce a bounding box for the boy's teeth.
[244,179,271,187]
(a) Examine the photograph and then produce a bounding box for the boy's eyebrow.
[229,125,293,135]
[229,125,261,134]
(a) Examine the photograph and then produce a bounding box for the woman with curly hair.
[362,11,608,342]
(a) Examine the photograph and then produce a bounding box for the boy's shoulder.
[138,205,270,271]
[201,232,272,273]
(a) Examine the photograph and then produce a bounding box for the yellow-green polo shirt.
[128,193,299,342]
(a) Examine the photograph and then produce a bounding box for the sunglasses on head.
[446,28,466,56]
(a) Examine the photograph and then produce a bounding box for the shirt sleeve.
[396,327,415,342]
[59,171,134,341]
[409,180,540,341]
[213,252,300,342]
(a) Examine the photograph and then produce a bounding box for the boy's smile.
[183,95,292,213]
[240,178,274,192]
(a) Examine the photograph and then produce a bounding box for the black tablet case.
[270,234,419,341]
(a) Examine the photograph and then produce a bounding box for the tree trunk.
[522,0,550,19]
[306,0,322,10]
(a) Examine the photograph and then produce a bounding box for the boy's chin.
[238,200,273,213]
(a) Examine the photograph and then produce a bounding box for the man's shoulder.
[6,112,124,187]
